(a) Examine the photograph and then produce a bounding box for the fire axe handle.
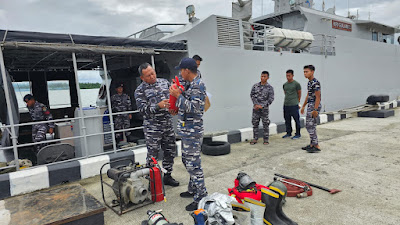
[274,177,308,190]
[274,173,341,194]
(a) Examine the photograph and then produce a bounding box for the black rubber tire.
[202,141,231,156]
[366,95,389,105]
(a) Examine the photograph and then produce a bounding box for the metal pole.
[72,53,90,158]
[151,54,156,70]
[101,54,117,153]
[0,46,20,170]
[238,19,244,50]
[261,0,263,16]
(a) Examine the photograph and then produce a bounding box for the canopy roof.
[0,29,187,54]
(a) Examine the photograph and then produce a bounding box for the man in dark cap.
[111,83,132,143]
[192,55,203,77]
[135,63,179,187]
[23,94,54,153]
[170,57,208,211]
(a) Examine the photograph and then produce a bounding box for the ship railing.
[0,49,158,171]
[309,34,336,56]
[127,23,186,41]
[241,21,276,51]
[0,109,145,170]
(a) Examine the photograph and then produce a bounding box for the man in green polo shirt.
[282,69,302,139]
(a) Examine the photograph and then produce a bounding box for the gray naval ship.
[0,0,398,164]
[136,0,400,132]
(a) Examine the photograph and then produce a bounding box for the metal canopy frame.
[0,29,189,171]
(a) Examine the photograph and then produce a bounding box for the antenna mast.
[261,0,263,16]
[368,5,371,20]
[347,0,350,17]
[334,0,336,13]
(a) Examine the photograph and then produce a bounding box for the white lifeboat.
[267,28,314,49]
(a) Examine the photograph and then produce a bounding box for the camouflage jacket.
[28,101,55,128]
[134,78,172,126]
[250,82,274,108]
[307,78,321,104]
[111,93,132,113]
[176,75,206,137]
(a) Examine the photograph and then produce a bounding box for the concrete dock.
[79,108,400,225]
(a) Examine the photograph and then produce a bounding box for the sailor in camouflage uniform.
[111,84,132,143]
[177,55,203,89]
[24,94,54,153]
[135,63,179,187]
[250,71,275,145]
[170,58,208,211]
[301,65,322,153]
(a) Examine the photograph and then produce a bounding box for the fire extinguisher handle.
[174,76,180,87]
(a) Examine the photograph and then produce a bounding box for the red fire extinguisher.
[150,157,165,202]
[169,76,184,111]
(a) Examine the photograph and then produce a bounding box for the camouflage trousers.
[306,104,321,145]
[181,136,208,203]
[144,124,176,174]
[32,124,48,153]
[252,108,270,141]
[114,114,130,142]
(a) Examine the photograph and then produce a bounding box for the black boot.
[163,174,179,187]
[185,201,198,211]
[268,180,288,205]
[269,185,297,225]
[261,188,287,225]
[180,191,194,198]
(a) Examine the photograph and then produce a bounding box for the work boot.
[163,174,179,187]
[306,146,321,153]
[261,188,292,225]
[231,202,251,225]
[268,185,298,225]
[243,197,265,225]
[180,191,195,198]
[185,201,198,211]
[268,181,287,205]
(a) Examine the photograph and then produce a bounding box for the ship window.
[382,34,394,44]
[13,81,32,111]
[47,80,71,109]
[372,32,378,41]
[77,70,102,107]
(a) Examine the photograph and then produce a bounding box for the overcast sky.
[0,0,399,37]
[2,0,398,83]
